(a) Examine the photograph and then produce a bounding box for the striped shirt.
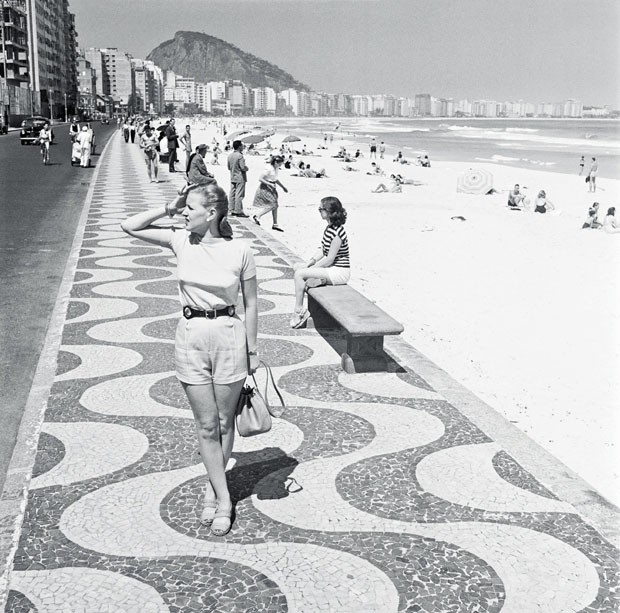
[321,224,350,268]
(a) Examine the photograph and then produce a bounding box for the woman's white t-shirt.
[260,165,278,183]
[167,229,256,309]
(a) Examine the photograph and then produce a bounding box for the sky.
[69,0,620,107]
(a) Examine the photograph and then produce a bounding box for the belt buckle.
[183,306,192,319]
[206,309,216,319]
[227,306,235,316]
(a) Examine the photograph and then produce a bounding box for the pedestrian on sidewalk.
[139,124,160,182]
[290,197,350,328]
[252,155,288,232]
[165,118,180,173]
[122,120,130,143]
[227,140,249,217]
[120,183,259,537]
[179,124,193,172]
[77,125,92,168]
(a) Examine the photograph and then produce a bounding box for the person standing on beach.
[369,138,377,159]
[290,197,350,329]
[252,155,288,232]
[165,119,180,173]
[227,140,249,217]
[180,125,193,172]
[379,141,386,159]
[121,183,259,536]
[579,156,585,175]
[588,157,599,193]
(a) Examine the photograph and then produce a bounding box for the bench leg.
[341,335,387,374]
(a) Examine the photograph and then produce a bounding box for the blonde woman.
[121,184,259,536]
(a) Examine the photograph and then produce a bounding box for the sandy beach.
[171,117,620,507]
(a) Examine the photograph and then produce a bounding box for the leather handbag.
[235,362,286,437]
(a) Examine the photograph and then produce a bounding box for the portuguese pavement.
[0,132,618,612]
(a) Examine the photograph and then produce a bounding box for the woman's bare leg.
[293,268,330,312]
[182,378,244,508]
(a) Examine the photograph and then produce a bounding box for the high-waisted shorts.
[324,267,351,285]
[174,315,247,385]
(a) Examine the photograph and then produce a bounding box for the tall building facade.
[25,0,77,118]
[0,0,31,123]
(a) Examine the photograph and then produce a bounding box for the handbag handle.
[251,360,285,417]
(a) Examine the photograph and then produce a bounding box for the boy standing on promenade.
[179,125,192,172]
[228,140,249,217]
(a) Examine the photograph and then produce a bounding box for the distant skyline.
[70,0,620,107]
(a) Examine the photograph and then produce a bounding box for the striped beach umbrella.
[456,168,494,195]
[241,133,265,144]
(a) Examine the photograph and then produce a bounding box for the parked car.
[20,116,53,145]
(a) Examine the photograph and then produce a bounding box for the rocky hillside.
[147,31,309,91]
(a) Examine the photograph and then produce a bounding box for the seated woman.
[187,144,217,186]
[372,175,402,193]
[603,207,620,234]
[582,202,601,229]
[343,164,359,172]
[420,155,431,167]
[534,190,555,213]
[290,197,350,328]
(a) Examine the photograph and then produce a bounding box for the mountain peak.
[146,31,309,92]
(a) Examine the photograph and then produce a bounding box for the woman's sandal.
[210,505,233,536]
[200,501,218,526]
[290,309,310,329]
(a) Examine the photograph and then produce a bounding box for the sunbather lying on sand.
[372,175,402,193]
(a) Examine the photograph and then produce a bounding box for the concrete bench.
[307,284,404,373]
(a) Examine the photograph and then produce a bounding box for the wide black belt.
[183,305,235,320]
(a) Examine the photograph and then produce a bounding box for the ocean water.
[256,117,620,178]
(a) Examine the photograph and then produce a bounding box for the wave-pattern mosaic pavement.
[4,133,619,612]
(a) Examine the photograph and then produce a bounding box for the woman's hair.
[607,207,615,216]
[188,184,233,238]
[270,155,284,166]
[321,196,347,227]
[538,190,546,197]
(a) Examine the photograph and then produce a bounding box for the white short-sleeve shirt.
[260,165,278,183]
[168,229,256,309]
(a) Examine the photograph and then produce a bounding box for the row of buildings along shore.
[0,0,615,127]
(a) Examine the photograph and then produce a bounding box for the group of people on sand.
[120,159,351,536]
[582,202,620,233]
[507,184,556,214]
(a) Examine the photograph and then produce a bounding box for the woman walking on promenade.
[252,155,288,232]
[290,197,350,328]
[121,184,259,536]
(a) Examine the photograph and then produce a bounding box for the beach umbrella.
[282,135,301,143]
[456,168,494,195]
[227,130,251,141]
[241,133,265,144]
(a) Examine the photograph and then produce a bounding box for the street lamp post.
[64,92,67,122]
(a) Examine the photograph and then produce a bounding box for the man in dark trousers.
[165,118,179,172]
[227,140,249,217]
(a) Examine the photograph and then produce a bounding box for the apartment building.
[0,0,31,121]
[25,0,77,117]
